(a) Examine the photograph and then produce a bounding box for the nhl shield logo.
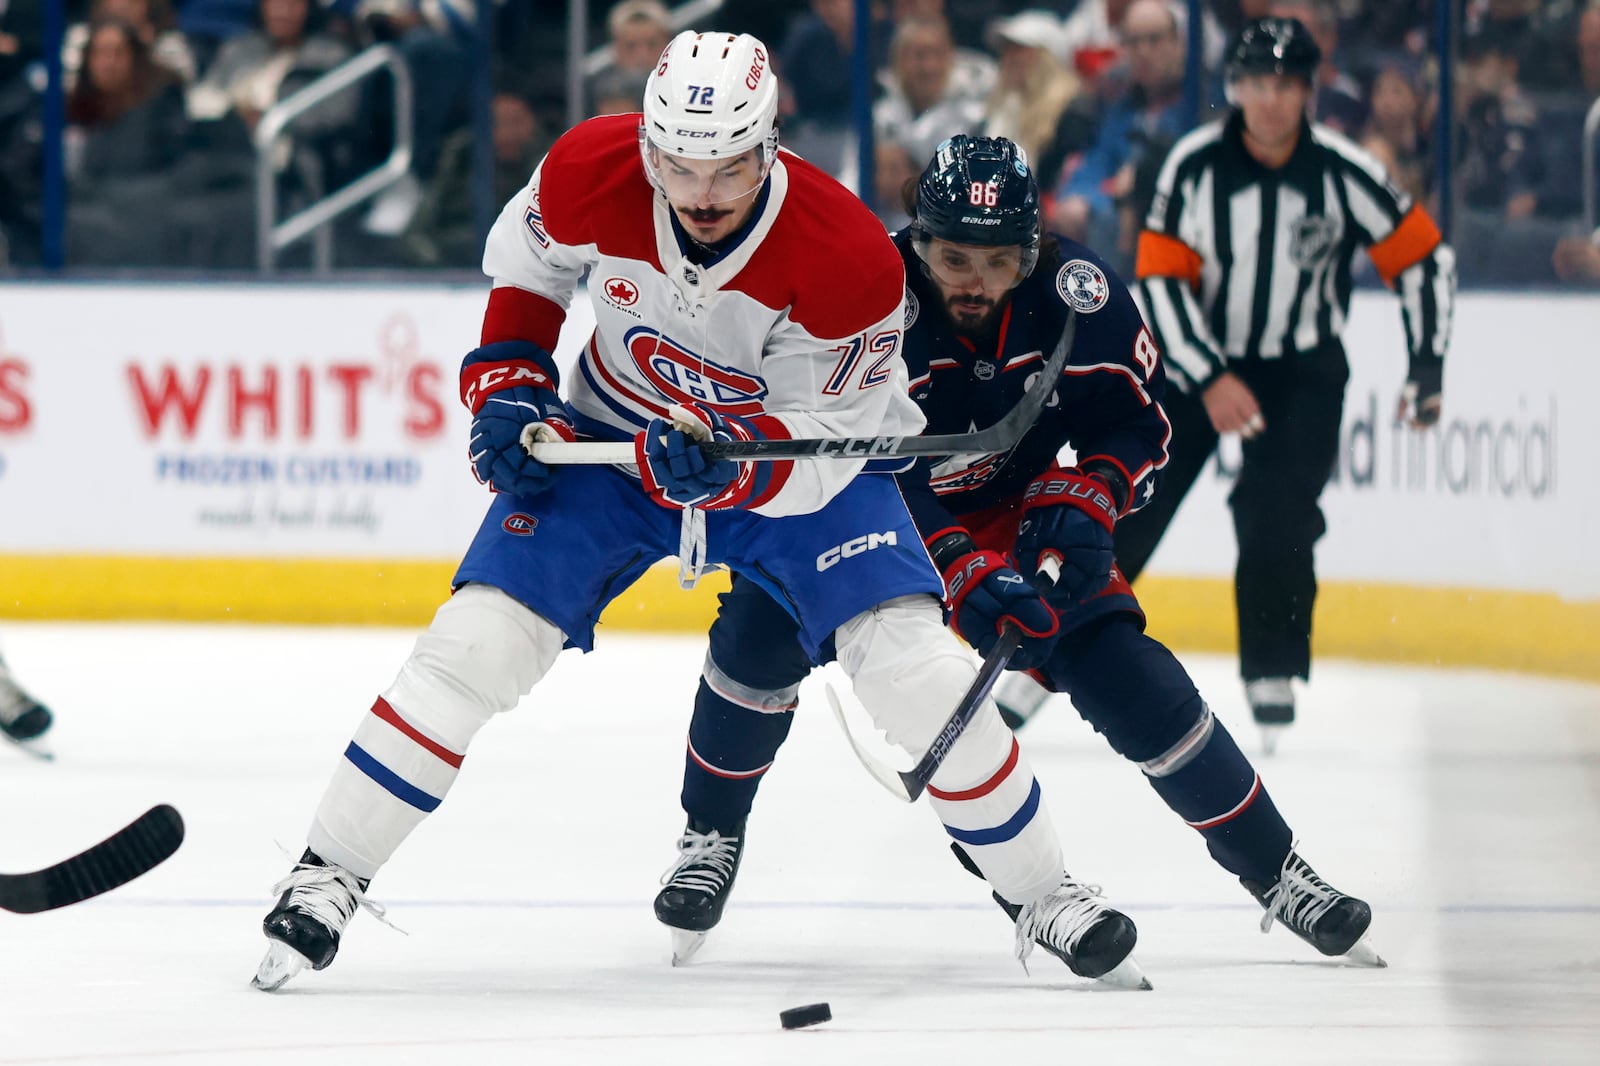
[1057,259,1110,314]
[973,360,996,380]
[1289,215,1339,269]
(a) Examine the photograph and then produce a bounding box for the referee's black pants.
[1113,342,1349,683]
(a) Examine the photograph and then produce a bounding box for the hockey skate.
[1245,677,1294,755]
[1243,849,1386,967]
[952,843,1150,989]
[253,849,387,991]
[0,662,53,761]
[654,818,744,966]
[994,671,1053,732]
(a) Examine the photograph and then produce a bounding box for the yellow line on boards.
[1,556,1595,682]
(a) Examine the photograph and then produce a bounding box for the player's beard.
[945,293,1001,334]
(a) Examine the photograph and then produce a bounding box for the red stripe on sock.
[371,697,464,769]
[927,738,1020,801]
[687,738,770,780]
[1188,774,1260,830]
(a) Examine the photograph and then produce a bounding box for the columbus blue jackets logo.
[502,512,538,536]
[625,326,767,415]
[1289,215,1339,270]
[1057,259,1110,314]
[904,286,920,329]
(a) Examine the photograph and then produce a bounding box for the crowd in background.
[0,0,1596,283]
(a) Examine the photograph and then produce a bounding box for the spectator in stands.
[1456,23,1543,222]
[402,85,552,268]
[870,137,916,230]
[588,66,647,119]
[1058,0,1132,82]
[1529,1,1600,222]
[779,0,886,132]
[1,0,41,87]
[1049,0,1191,267]
[343,1,474,181]
[177,0,259,71]
[873,14,993,166]
[602,0,673,77]
[1268,0,1363,133]
[1360,52,1430,206]
[981,10,1084,175]
[1334,0,1430,54]
[64,0,196,91]
[187,0,352,134]
[63,17,191,265]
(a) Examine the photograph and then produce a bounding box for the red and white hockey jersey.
[478,113,922,518]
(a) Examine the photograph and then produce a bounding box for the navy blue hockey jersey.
[894,229,1172,535]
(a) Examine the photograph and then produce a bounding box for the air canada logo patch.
[904,287,920,329]
[502,513,538,536]
[602,276,640,307]
[1057,259,1110,313]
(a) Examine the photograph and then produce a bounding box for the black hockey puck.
[779,1002,831,1030]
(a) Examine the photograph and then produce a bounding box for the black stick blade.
[0,804,185,914]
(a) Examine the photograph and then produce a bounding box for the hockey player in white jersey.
[253,30,1144,991]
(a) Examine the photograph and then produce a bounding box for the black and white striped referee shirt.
[1134,110,1455,392]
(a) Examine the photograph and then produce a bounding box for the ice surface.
[2,622,1597,1064]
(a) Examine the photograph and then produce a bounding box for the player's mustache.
[682,207,732,223]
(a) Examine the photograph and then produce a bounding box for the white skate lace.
[1257,853,1337,936]
[271,862,399,936]
[659,827,739,896]
[1013,876,1109,971]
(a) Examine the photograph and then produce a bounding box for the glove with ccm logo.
[1014,467,1120,607]
[462,340,576,499]
[927,529,1059,670]
[636,403,771,510]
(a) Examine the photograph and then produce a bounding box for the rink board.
[1,285,1595,678]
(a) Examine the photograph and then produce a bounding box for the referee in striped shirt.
[1117,16,1456,751]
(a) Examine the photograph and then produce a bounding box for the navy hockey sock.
[679,679,795,834]
[1144,717,1292,885]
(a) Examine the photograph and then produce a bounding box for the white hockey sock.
[835,596,1063,906]
[308,585,564,879]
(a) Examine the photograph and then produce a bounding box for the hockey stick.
[828,557,1061,804]
[0,804,184,914]
[522,310,1076,466]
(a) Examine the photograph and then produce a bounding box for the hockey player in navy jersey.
[655,135,1384,970]
[253,32,1143,991]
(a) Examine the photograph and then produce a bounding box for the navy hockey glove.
[461,341,575,499]
[928,530,1060,670]
[1014,469,1119,607]
[636,403,767,510]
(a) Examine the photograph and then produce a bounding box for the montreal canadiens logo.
[1057,259,1110,314]
[502,513,538,536]
[602,276,640,307]
[625,326,767,414]
[903,286,920,329]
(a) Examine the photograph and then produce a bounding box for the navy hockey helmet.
[911,135,1042,285]
[1227,17,1321,86]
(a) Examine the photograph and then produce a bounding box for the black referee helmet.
[1226,16,1321,85]
[911,135,1042,280]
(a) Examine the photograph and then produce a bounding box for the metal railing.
[1585,95,1600,233]
[254,44,414,273]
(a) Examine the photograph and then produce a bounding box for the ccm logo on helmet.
[817,531,898,571]
[675,129,717,138]
[746,47,767,89]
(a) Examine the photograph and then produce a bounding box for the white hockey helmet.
[640,30,780,193]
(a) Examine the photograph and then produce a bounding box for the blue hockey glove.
[461,341,575,499]
[929,530,1060,670]
[1014,469,1119,606]
[636,403,766,510]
